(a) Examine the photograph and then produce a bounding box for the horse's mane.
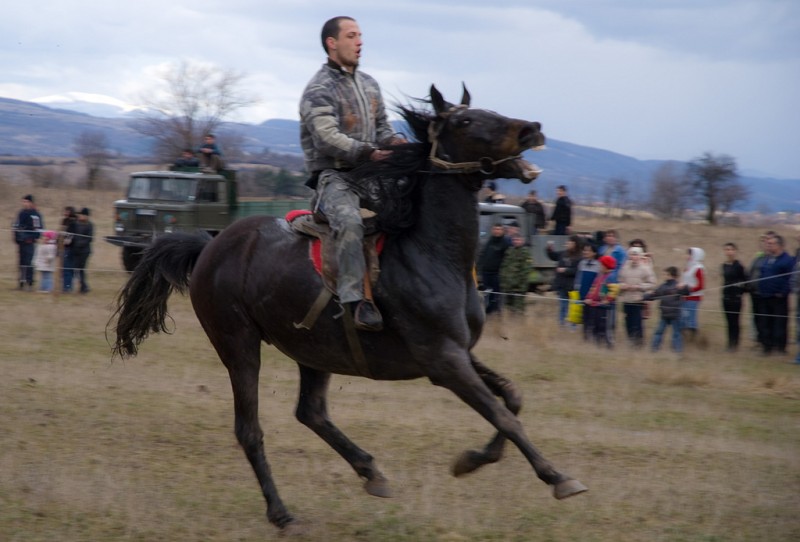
[346,104,434,234]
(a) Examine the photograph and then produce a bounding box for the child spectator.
[500,233,532,314]
[645,266,690,353]
[34,230,58,293]
[575,241,600,300]
[680,247,705,343]
[583,255,619,348]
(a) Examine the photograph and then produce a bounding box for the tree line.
[599,153,749,225]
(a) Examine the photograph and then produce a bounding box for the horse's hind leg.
[208,326,295,529]
[452,355,521,476]
[295,365,392,497]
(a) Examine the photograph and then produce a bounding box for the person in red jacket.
[584,255,619,348]
[680,247,705,343]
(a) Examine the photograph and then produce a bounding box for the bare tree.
[717,182,751,214]
[133,60,258,164]
[607,177,631,216]
[685,152,747,225]
[649,162,690,219]
[73,130,111,189]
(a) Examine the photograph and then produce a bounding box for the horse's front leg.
[427,343,587,500]
[452,354,521,476]
[295,365,392,497]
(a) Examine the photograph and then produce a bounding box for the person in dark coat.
[12,194,44,290]
[550,185,572,235]
[197,134,224,171]
[521,190,546,236]
[174,149,200,168]
[61,206,78,292]
[757,234,795,355]
[721,242,748,352]
[69,208,94,294]
[546,235,583,326]
[478,223,510,315]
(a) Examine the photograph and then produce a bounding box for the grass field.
[1,185,798,541]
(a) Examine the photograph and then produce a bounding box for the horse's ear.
[460,83,471,107]
[430,85,446,115]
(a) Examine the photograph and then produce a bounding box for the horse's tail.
[110,232,211,359]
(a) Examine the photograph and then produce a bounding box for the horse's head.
[427,85,544,184]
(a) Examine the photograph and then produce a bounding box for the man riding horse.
[299,16,407,332]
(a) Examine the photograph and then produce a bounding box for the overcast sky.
[2,0,799,178]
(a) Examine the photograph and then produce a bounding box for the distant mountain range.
[1,96,797,212]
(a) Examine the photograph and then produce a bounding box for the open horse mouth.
[509,156,543,181]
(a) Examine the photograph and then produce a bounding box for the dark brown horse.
[111,85,587,531]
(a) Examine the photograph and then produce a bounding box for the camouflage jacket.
[500,246,532,292]
[299,60,397,181]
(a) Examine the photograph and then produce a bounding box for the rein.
[426,106,522,175]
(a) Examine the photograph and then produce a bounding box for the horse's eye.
[458,118,472,127]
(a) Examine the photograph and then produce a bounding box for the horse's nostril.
[519,125,542,147]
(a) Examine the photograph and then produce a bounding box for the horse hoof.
[553,479,588,500]
[364,476,393,498]
[452,450,483,477]
[279,519,310,536]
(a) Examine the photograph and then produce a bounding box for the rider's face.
[329,19,362,71]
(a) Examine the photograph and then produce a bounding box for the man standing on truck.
[299,16,406,331]
[521,190,546,236]
[550,185,572,235]
[198,134,223,172]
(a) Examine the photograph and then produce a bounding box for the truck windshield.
[128,177,198,201]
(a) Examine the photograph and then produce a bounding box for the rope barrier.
[3,226,799,322]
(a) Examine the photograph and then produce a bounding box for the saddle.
[287,209,384,294]
[286,210,384,333]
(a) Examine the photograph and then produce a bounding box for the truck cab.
[106,169,236,270]
[478,201,572,292]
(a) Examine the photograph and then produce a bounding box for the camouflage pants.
[316,170,365,304]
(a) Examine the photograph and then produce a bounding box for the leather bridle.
[426,105,524,176]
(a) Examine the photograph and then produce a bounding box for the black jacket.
[479,236,509,274]
[521,200,546,229]
[546,246,580,292]
[69,221,94,254]
[550,196,572,226]
[722,260,748,300]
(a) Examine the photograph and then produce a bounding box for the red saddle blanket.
[285,210,384,276]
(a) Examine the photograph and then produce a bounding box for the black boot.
[351,300,383,332]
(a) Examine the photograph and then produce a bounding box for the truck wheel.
[122,246,143,272]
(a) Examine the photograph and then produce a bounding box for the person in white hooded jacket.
[680,247,706,342]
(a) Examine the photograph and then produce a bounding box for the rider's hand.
[370,149,393,161]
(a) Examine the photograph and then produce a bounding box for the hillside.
[1,97,798,212]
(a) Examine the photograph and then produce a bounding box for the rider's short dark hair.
[321,16,355,53]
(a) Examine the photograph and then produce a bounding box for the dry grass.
[1,183,799,541]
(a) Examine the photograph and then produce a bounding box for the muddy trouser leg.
[317,172,365,305]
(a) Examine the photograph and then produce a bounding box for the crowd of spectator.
[11,195,94,294]
[477,186,800,364]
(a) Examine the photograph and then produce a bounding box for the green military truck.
[105,168,310,271]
